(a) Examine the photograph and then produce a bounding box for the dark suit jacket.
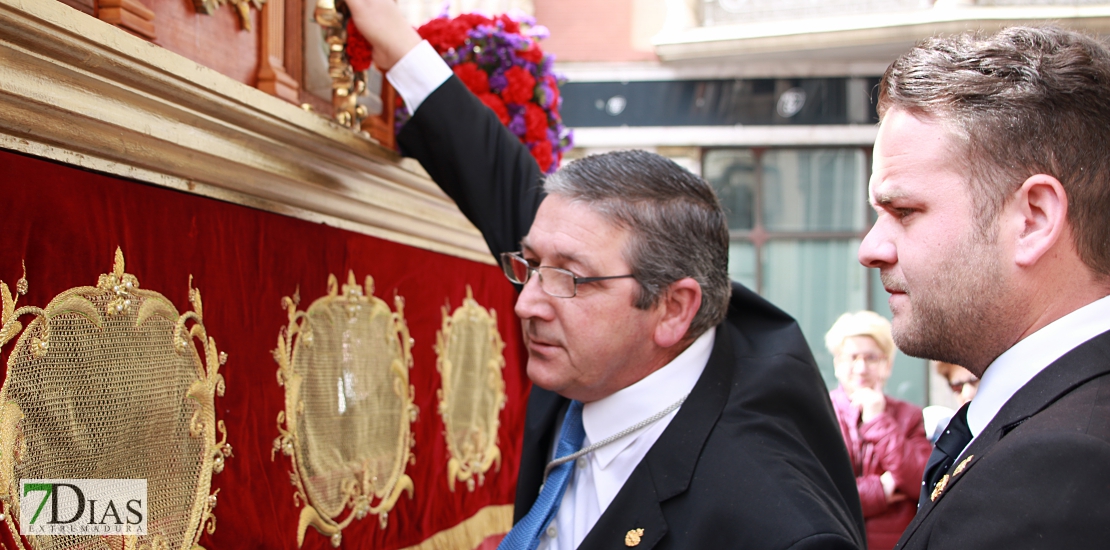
[895,329,1110,549]
[399,76,866,550]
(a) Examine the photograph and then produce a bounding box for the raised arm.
[347,0,545,258]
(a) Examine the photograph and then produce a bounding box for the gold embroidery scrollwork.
[0,248,230,550]
[436,286,506,492]
[273,271,417,548]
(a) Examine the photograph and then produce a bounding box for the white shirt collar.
[967,294,1110,439]
[581,329,713,469]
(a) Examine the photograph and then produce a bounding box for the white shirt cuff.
[386,40,453,115]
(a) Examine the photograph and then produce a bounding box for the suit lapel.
[513,387,567,523]
[577,324,735,550]
[896,329,1110,548]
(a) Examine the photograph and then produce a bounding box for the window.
[704,147,926,404]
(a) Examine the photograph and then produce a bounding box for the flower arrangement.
[347,12,572,173]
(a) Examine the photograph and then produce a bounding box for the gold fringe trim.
[399,504,513,550]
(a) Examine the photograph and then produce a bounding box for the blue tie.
[499,400,585,550]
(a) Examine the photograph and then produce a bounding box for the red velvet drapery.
[0,149,527,549]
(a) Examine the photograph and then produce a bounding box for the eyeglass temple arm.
[575,274,636,283]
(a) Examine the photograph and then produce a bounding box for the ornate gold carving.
[273,271,417,547]
[0,248,231,550]
[193,0,264,31]
[314,0,371,130]
[436,287,506,492]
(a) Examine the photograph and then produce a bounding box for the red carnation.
[453,63,490,94]
[524,103,549,143]
[530,140,554,173]
[478,93,511,125]
[518,42,544,64]
[545,75,560,106]
[501,66,537,105]
[346,21,373,72]
[418,18,468,53]
[496,14,521,34]
[456,13,493,30]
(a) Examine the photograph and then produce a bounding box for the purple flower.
[558,126,574,151]
[536,81,555,108]
[507,105,526,137]
[526,24,550,40]
[393,11,567,173]
[488,69,508,92]
[505,8,535,27]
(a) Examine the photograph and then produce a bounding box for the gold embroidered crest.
[0,248,231,550]
[952,455,974,477]
[273,271,417,547]
[625,528,645,547]
[930,474,950,502]
[436,286,506,492]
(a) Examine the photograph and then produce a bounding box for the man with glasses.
[346,2,865,549]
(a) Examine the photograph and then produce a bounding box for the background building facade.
[531,0,1110,405]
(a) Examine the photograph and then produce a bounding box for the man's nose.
[514,272,555,321]
[859,222,896,268]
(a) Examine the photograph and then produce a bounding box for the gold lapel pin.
[625,528,645,547]
[930,474,950,502]
[952,455,974,478]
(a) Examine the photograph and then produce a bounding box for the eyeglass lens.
[502,253,530,284]
[500,253,576,298]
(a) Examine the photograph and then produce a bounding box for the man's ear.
[1012,174,1068,268]
[653,277,702,349]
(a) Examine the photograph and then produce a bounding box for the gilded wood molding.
[0,0,491,264]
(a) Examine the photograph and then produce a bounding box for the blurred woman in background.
[825,311,931,550]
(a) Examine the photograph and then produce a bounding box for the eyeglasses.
[838,353,888,366]
[499,252,636,298]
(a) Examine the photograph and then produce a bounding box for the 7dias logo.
[19,479,147,535]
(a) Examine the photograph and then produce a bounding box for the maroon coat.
[831,386,931,550]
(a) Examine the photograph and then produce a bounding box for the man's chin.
[525,357,568,393]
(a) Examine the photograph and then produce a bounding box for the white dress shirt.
[386,40,452,115]
[538,330,713,550]
[963,294,1110,455]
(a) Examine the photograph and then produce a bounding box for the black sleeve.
[396,76,546,260]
